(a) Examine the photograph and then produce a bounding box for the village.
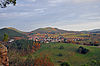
[27,32,91,44]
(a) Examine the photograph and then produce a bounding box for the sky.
[0,0,100,32]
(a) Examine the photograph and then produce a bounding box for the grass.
[32,43,100,66]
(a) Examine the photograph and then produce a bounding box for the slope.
[33,43,100,66]
[0,28,27,41]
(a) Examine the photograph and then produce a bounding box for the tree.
[32,42,41,51]
[0,0,16,8]
[3,33,8,42]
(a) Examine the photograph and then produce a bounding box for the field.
[32,43,100,66]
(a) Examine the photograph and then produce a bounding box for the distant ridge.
[89,29,100,33]
[81,29,100,33]
[0,27,100,40]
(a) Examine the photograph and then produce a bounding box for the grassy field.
[32,43,100,66]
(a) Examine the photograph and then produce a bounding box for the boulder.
[0,44,9,66]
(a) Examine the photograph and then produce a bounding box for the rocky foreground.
[0,44,9,66]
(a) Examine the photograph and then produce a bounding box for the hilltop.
[0,27,27,40]
[29,27,76,35]
[7,27,24,33]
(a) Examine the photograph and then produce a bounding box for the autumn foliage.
[34,56,54,66]
[32,42,41,51]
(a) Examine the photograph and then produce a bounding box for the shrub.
[34,56,54,66]
[77,46,89,54]
[58,53,63,56]
[24,55,34,66]
[59,46,64,49]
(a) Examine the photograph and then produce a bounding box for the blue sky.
[0,0,100,32]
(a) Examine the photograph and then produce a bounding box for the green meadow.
[32,43,100,66]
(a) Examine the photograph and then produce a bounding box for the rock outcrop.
[0,44,9,66]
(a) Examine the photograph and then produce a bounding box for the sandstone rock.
[0,44,9,66]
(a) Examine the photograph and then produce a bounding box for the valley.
[0,27,100,66]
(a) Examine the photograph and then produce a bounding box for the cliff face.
[0,44,9,66]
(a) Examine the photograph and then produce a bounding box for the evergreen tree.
[3,33,8,42]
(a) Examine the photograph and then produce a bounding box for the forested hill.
[0,28,27,40]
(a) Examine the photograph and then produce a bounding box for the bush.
[8,39,33,51]
[61,62,71,66]
[77,46,89,54]
[59,46,64,49]
[58,53,63,56]
[24,55,34,66]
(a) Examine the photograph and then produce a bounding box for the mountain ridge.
[89,29,100,33]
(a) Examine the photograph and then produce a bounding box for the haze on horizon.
[0,0,100,32]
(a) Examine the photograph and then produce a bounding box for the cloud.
[48,0,67,4]
[0,0,100,31]
[0,8,47,18]
[79,13,100,20]
[16,3,33,7]
[0,12,35,18]
[34,8,47,14]
[51,21,100,31]
[71,0,98,3]
[64,21,100,31]
[48,0,99,5]
[48,0,68,6]
[31,0,36,2]
[22,0,37,2]
[16,0,37,7]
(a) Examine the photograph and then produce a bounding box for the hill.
[30,27,77,34]
[0,28,27,41]
[82,29,100,33]
[89,29,100,33]
[7,27,24,33]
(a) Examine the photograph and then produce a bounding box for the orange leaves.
[94,41,99,44]
[52,28,57,31]
[48,31,51,32]
[32,42,41,51]
[34,56,54,66]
